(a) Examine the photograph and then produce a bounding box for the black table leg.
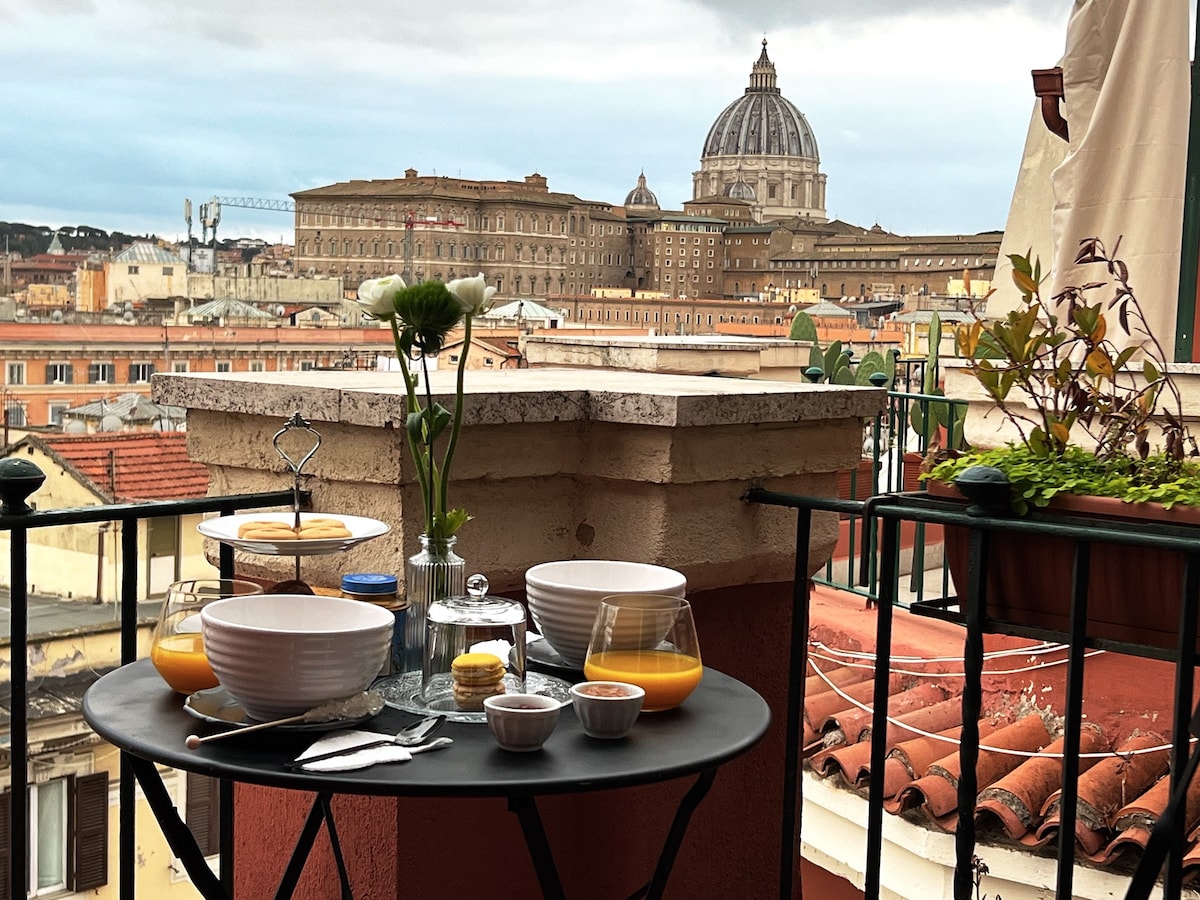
[625,768,719,900]
[126,755,228,900]
[274,792,355,900]
[318,794,354,900]
[274,794,330,900]
[644,768,717,899]
[508,795,567,900]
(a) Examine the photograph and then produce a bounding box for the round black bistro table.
[84,659,770,900]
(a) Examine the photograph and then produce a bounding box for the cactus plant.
[788,310,818,343]
[853,349,896,388]
[907,312,966,451]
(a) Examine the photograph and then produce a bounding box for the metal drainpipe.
[95,522,108,604]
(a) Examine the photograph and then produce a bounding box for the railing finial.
[0,457,46,515]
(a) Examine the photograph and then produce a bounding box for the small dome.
[624,171,660,210]
[725,179,756,201]
[702,40,819,161]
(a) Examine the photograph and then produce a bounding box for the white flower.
[447,273,496,317]
[356,274,406,319]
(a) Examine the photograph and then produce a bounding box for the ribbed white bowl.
[200,594,393,721]
[525,561,686,666]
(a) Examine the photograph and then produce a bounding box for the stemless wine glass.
[150,578,263,694]
[582,594,702,712]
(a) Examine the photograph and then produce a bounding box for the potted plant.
[923,237,1200,648]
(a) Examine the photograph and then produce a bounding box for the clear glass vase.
[401,534,465,674]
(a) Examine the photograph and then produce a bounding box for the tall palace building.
[291,41,996,305]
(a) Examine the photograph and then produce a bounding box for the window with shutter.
[73,772,108,891]
[185,773,221,856]
[45,362,73,384]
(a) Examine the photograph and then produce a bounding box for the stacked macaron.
[451,652,507,710]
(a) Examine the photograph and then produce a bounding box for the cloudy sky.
[2,0,1076,242]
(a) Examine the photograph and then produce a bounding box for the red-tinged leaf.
[1012,268,1037,294]
[1086,348,1114,380]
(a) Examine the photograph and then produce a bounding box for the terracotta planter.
[928,480,1200,651]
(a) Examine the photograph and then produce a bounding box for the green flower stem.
[439,314,471,520]
[392,318,434,536]
[419,350,441,537]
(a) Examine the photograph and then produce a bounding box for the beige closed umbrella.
[993,0,1191,353]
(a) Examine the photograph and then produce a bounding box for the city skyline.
[4,0,1069,243]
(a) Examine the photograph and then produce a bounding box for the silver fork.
[286,715,446,769]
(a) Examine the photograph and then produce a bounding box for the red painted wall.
[233,581,807,899]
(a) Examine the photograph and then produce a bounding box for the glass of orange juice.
[150,579,263,694]
[582,594,701,712]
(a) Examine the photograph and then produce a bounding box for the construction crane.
[184,195,464,282]
[185,196,296,258]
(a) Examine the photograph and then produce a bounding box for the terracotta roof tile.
[888,713,1053,829]
[1030,733,1169,854]
[19,432,209,502]
[834,682,951,746]
[979,727,1107,842]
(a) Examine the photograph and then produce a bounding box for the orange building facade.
[0,323,397,429]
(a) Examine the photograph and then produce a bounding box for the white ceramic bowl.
[525,560,686,666]
[200,593,393,721]
[484,694,561,751]
[570,681,645,739]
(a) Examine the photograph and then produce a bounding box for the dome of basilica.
[701,40,819,161]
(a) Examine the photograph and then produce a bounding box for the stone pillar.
[153,366,885,899]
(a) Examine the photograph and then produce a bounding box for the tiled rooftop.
[25,432,209,501]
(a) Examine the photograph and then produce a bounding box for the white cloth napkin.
[294,729,413,773]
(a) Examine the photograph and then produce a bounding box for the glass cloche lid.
[421,574,528,718]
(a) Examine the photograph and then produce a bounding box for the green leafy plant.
[927,237,1199,511]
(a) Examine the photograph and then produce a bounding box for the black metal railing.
[2,476,299,900]
[748,485,1200,900]
[822,384,966,607]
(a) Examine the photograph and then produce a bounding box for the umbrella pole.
[1174,8,1200,363]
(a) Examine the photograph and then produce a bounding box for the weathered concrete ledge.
[154,368,885,593]
[522,333,816,380]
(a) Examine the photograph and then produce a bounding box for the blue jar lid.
[341,573,398,594]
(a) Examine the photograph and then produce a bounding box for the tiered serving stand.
[196,411,390,581]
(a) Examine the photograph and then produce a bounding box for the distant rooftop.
[188,297,276,321]
[64,392,184,425]
[113,242,188,266]
[6,432,208,502]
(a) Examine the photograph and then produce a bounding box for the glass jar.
[403,534,465,674]
[341,573,405,677]
[421,574,527,712]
